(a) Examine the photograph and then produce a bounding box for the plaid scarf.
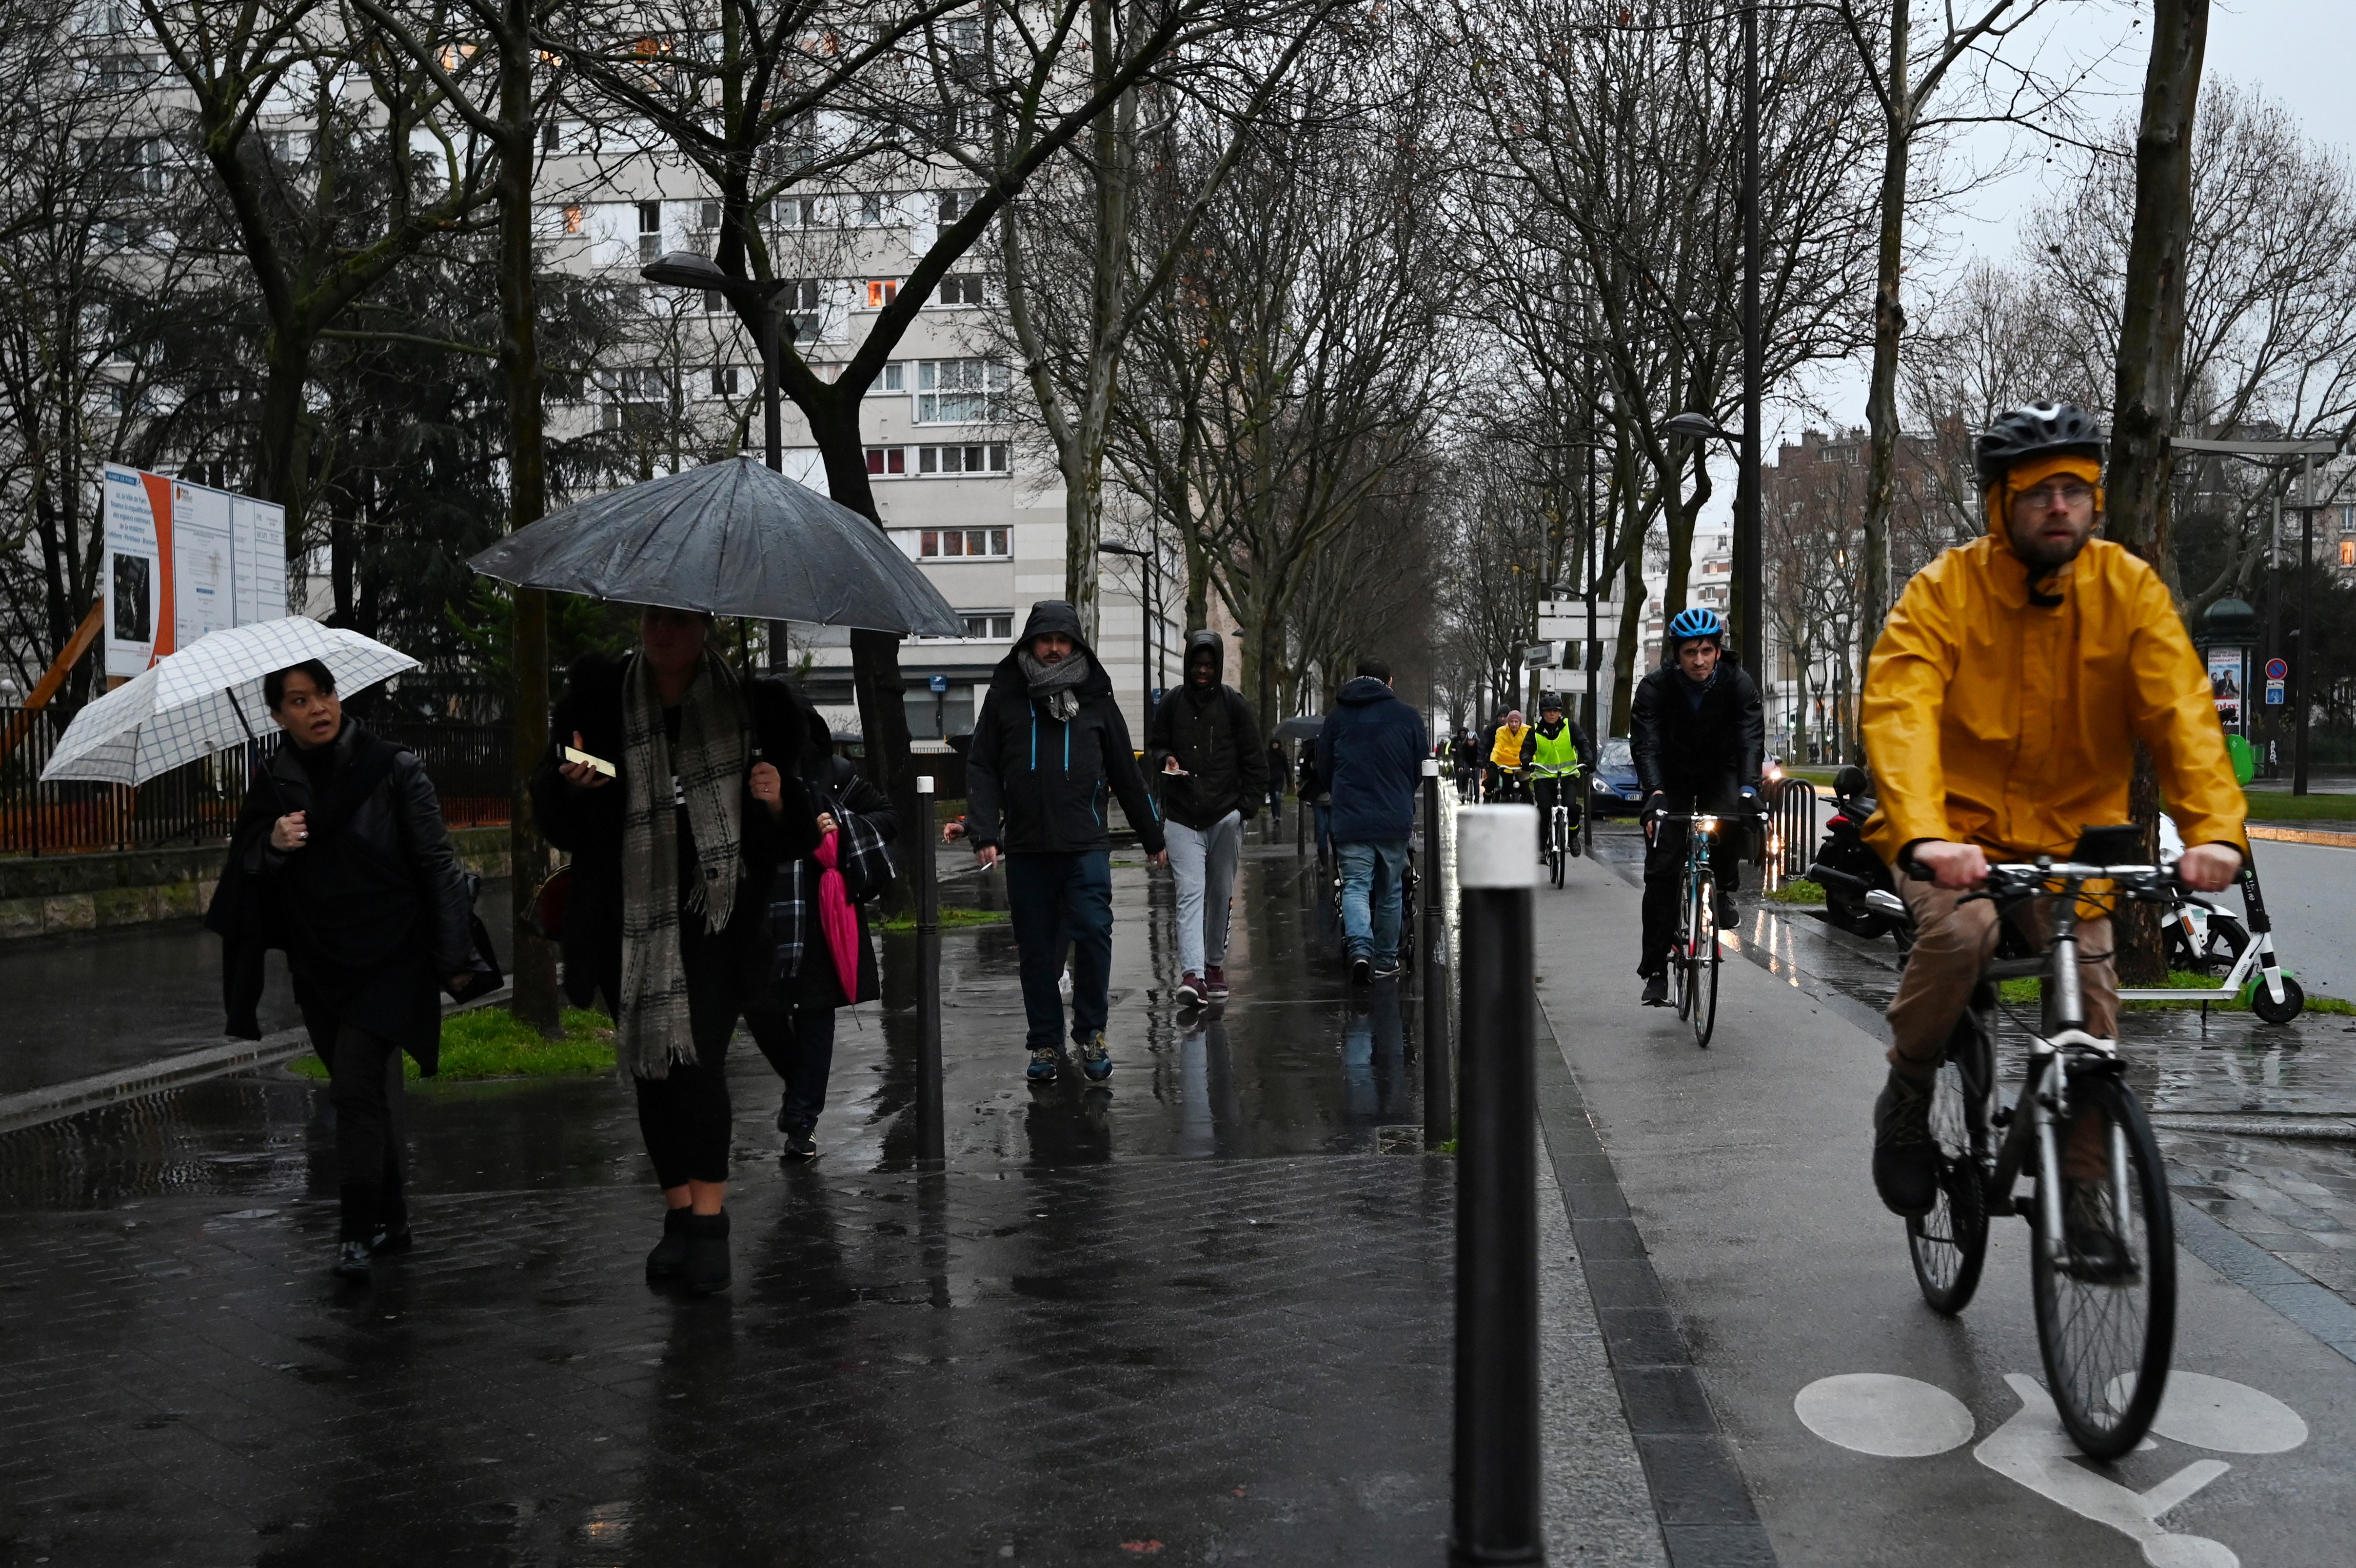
[617,649,749,1078]
[769,794,892,997]
[1018,648,1091,722]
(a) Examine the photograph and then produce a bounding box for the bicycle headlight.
[1695,815,1719,834]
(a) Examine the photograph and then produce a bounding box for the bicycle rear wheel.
[2030,1072,2176,1459]
[1690,870,1719,1047]
[1908,1014,1991,1314]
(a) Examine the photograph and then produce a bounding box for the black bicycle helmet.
[1974,401,2105,488]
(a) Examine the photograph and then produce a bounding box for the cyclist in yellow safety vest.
[1529,693,1592,856]
[1484,710,1532,801]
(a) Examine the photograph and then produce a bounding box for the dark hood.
[1337,675,1397,708]
[1184,629,1224,688]
[994,599,1111,699]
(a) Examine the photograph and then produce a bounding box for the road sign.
[2266,657,2289,681]
[928,674,948,693]
[2266,680,2286,705]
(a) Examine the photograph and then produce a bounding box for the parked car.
[1587,736,1645,817]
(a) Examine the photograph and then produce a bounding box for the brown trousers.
[1885,871,2118,1071]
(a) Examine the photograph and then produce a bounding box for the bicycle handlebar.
[1898,856,2187,902]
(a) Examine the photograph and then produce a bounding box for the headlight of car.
[1589,774,1610,793]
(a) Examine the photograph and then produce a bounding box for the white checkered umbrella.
[40,618,419,785]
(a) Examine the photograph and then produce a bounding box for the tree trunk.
[1860,3,1911,665]
[2110,0,2210,983]
[1609,500,1647,736]
[496,4,559,1032]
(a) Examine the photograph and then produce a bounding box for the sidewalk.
[0,838,1662,1567]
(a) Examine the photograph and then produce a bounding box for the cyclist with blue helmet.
[1631,605,1764,1006]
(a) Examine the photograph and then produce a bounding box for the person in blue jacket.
[1316,656,1429,985]
[966,601,1168,1083]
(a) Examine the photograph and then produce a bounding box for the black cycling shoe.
[1641,973,1668,1007]
[2061,1179,2138,1284]
[1713,891,1739,931]
[1871,1067,1940,1217]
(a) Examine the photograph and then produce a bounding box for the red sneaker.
[1205,965,1230,1000]
[1177,972,1205,1006]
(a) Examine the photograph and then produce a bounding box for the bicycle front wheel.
[2030,1073,2176,1460]
[1549,812,1566,888]
[1690,871,1719,1048]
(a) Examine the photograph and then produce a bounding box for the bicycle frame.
[1960,864,2150,1266]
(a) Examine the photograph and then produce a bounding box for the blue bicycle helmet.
[1667,606,1726,645]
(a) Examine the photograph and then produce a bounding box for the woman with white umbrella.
[221,658,477,1281]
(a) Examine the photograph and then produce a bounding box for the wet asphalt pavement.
[0,834,1495,1568]
[7,812,2356,1565]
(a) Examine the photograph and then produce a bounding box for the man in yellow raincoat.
[1859,401,2246,1222]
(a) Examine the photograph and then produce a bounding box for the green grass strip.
[287,1007,617,1083]
[2241,790,2356,824]
[877,906,1011,932]
[1766,878,1825,904]
[1996,972,2353,1015]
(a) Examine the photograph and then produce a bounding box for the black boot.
[682,1210,731,1295]
[1871,1067,1939,1217]
[646,1206,693,1280]
[331,1240,373,1281]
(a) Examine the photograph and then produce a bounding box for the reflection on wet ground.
[0,840,1458,1567]
[0,883,513,1095]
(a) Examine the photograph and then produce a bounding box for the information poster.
[100,463,288,678]
[2208,647,2244,732]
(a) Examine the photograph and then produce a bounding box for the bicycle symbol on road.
[1796,1370,2308,1567]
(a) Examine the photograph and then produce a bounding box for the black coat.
[1145,631,1267,831]
[210,722,473,1068]
[1630,660,1765,799]
[529,653,818,1010]
[965,601,1166,856]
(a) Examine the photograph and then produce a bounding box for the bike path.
[1532,853,2356,1567]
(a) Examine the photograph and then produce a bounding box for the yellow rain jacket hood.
[1860,463,2245,867]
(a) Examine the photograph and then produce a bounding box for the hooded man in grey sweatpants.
[1146,631,1267,1006]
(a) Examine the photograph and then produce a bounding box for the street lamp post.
[1098,540,1159,723]
[640,250,792,474]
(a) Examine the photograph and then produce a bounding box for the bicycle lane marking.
[1796,1370,2308,1567]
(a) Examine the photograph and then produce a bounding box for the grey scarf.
[617,649,749,1078]
[1018,649,1092,722]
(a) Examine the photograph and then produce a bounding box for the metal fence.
[0,707,511,856]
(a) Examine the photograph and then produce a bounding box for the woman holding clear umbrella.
[532,607,818,1295]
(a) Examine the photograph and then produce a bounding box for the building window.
[858,192,885,225]
[562,203,585,234]
[917,443,1009,475]
[636,200,662,261]
[865,446,907,476]
[937,274,987,306]
[711,366,739,397]
[541,121,560,152]
[963,612,1014,639]
[916,528,1011,559]
[2342,539,2355,568]
[938,189,973,223]
[864,279,899,309]
[915,360,1007,423]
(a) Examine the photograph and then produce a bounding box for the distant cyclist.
[1529,693,1592,857]
[1631,607,1762,1007]
[1860,401,2245,1224]
[1484,708,1533,802]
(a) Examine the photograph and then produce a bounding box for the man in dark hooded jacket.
[967,601,1168,1083]
[1147,630,1268,1005]
[1316,657,1428,985]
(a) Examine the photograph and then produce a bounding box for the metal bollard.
[915,776,945,1167]
[1451,804,1543,1568]
[1421,759,1450,1151]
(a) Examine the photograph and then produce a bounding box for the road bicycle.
[1652,809,1747,1048]
[1811,842,2180,1460]
[1536,771,1583,888]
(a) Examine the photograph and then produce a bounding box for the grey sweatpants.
[1167,810,1243,978]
